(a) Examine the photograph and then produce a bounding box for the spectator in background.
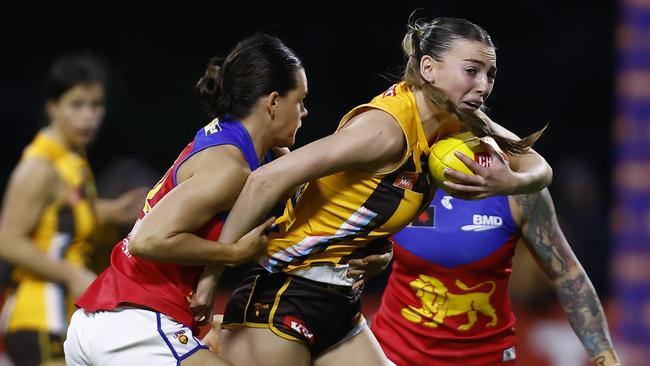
[0,52,144,366]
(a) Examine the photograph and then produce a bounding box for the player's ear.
[266,92,280,119]
[420,55,438,84]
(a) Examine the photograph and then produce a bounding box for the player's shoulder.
[12,157,57,185]
[186,143,250,178]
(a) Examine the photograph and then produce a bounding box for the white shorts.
[64,307,207,366]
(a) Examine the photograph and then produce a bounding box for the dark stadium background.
[0,1,614,189]
[0,3,618,363]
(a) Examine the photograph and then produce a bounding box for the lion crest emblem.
[401,274,497,331]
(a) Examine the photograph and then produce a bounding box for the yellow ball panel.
[428,131,485,190]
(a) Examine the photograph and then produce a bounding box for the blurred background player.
[0,52,144,366]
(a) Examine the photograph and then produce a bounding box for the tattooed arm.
[513,189,621,366]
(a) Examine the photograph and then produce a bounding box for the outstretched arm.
[514,189,620,366]
[217,109,406,245]
[190,110,406,324]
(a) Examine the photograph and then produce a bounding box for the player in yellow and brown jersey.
[190,15,555,366]
[0,53,143,366]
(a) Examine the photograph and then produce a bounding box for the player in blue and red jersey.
[372,189,620,365]
[64,33,309,366]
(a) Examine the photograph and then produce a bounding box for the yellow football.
[428,131,491,193]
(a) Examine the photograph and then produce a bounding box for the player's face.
[431,40,496,112]
[273,68,308,147]
[47,82,105,149]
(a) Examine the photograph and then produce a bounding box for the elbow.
[544,163,553,187]
[0,230,19,261]
[542,161,553,188]
[129,229,167,259]
[246,167,280,197]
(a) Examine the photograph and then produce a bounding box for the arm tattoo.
[514,192,566,274]
[516,189,615,358]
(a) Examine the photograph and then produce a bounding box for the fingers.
[195,308,214,326]
[347,269,365,277]
[444,165,484,188]
[201,310,214,325]
[262,216,276,228]
[191,300,211,325]
[256,216,276,234]
[348,259,367,269]
[352,279,365,290]
[212,314,224,324]
[361,254,389,264]
[442,180,484,193]
[453,151,483,174]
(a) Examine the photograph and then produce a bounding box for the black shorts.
[222,267,363,356]
[4,330,65,366]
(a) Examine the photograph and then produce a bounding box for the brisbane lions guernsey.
[262,82,434,285]
[372,190,521,365]
[77,119,271,329]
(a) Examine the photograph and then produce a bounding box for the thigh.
[223,271,362,356]
[5,330,65,366]
[67,308,209,366]
[180,348,233,366]
[221,327,311,366]
[313,325,393,366]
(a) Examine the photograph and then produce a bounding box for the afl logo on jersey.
[393,171,418,190]
[204,119,223,136]
[382,84,398,97]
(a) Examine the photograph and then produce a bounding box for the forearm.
[510,151,552,194]
[0,236,78,284]
[129,232,236,265]
[552,269,617,360]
